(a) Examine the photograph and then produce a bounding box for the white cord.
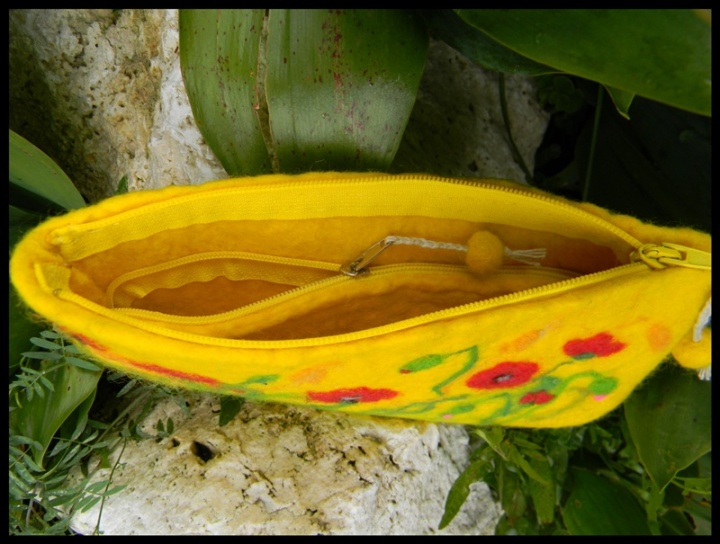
[383,236,546,265]
[384,236,468,252]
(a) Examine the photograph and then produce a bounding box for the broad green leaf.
[265,9,428,172]
[9,129,85,211]
[9,360,102,468]
[179,10,271,175]
[419,9,554,76]
[562,468,652,535]
[181,9,428,175]
[579,96,711,232]
[439,446,494,529]
[456,9,711,116]
[624,364,711,490]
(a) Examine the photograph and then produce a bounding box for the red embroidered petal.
[563,332,626,358]
[466,362,539,390]
[308,387,399,404]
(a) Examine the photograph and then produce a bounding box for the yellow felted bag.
[9,172,711,428]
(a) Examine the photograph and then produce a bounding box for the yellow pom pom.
[672,328,711,370]
[465,231,504,275]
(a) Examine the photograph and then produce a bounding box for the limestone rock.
[9,9,226,202]
[69,395,501,535]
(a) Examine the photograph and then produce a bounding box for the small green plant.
[440,362,711,535]
[9,329,121,535]
[8,328,195,535]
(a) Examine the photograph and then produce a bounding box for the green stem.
[93,437,127,536]
[583,84,604,201]
[499,73,533,184]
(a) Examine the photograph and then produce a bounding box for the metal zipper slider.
[340,238,395,277]
[631,243,711,270]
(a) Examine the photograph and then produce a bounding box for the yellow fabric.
[9,173,711,428]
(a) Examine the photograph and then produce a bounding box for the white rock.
[69,395,501,535]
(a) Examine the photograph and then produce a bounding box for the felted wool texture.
[10,173,711,428]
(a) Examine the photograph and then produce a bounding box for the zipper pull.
[631,243,711,270]
[340,239,395,277]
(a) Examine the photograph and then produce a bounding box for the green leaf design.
[455,9,710,116]
[562,468,652,535]
[400,353,447,373]
[180,9,428,175]
[624,364,711,491]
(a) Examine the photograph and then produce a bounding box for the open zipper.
[49,174,711,347]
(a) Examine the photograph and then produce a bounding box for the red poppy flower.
[563,332,626,360]
[520,390,555,405]
[466,362,539,390]
[307,386,399,404]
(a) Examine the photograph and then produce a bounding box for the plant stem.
[499,73,533,184]
[583,84,604,201]
[92,437,127,536]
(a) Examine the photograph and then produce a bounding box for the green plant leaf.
[455,9,711,116]
[499,463,527,522]
[9,129,86,212]
[624,364,711,491]
[439,446,494,529]
[180,10,271,175]
[420,9,554,76]
[265,9,428,172]
[659,508,696,536]
[9,285,44,374]
[562,468,652,535]
[604,86,634,119]
[9,361,102,468]
[526,455,555,525]
[219,396,244,427]
[180,9,428,175]
[578,95,711,232]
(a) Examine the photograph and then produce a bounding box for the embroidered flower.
[466,362,539,390]
[307,387,399,404]
[519,390,555,405]
[563,332,626,360]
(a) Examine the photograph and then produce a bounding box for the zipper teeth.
[114,263,482,323]
[274,174,643,248]
[61,174,643,250]
[59,262,645,349]
[113,263,577,323]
